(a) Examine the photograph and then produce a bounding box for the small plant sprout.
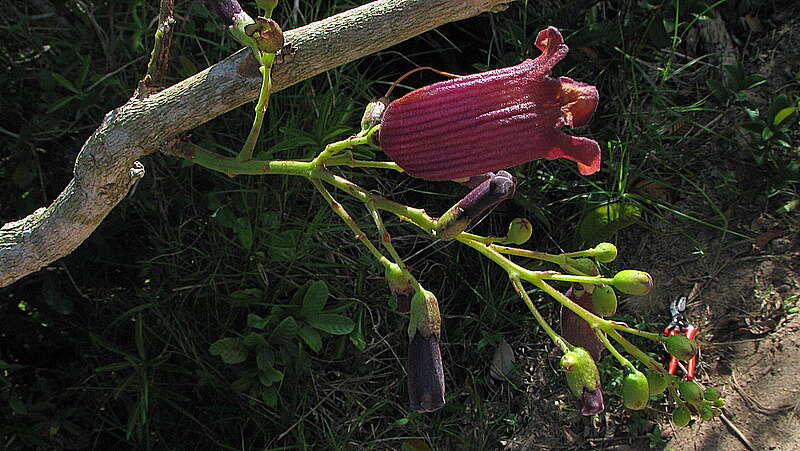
[187,17,721,422]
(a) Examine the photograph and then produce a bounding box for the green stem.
[595,329,635,371]
[490,244,567,265]
[309,178,389,267]
[541,273,613,286]
[365,201,405,265]
[238,54,275,161]
[324,155,404,172]
[180,143,312,175]
[609,322,665,342]
[606,328,663,372]
[510,277,571,353]
[312,135,370,166]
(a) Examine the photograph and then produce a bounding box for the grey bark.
[0,0,513,288]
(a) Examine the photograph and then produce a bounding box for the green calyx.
[611,270,653,296]
[622,370,650,410]
[591,285,617,316]
[560,347,600,397]
[678,381,703,404]
[244,17,284,53]
[645,370,671,395]
[672,406,692,427]
[407,289,441,338]
[506,218,533,245]
[562,257,599,277]
[385,263,412,295]
[664,334,699,361]
[592,242,618,263]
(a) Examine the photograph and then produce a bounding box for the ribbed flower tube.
[378,27,600,181]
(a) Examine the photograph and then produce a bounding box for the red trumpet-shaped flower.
[378,27,600,180]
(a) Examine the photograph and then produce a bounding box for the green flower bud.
[704,387,721,401]
[672,406,692,427]
[664,334,699,361]
[700,406,715,421]
[611,270,654,296]
[591,285,617,316]
[593,242,618,263]
[622,370,650,410]
[563,257,599,276]
[713,398,725,408]
[560,348,604,416]
[645,371,670,395]
[506,218,533,245]
[678,381,703,404]
[385,263,414,314]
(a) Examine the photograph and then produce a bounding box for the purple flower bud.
[579,386,605,416]
[379,27,600,181]
[407,331,445,412]
[560,287,604,361]
[434,171,516,240]
[208,0,244,27]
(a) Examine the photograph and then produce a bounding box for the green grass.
[1,0,798,449]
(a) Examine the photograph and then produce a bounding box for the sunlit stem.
[540,273,613,286]
[606,328,664,373]
[510,277,571,354]
[595,329,635,371]
[312,135,370,166]
[309,177,389,267]
[610,322,665,342]
[238,53,276,161]
[490,244,567,265]
[324,154,404,172]
[365,201,405,265]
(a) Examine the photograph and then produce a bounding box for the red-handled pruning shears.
[663,296,698,380]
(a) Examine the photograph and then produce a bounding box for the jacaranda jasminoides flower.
[378,26,600,180]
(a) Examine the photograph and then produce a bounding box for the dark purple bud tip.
[408,332,445,412]
[208,0,244,27]
[579,387,604,415]
[435,171,517,240]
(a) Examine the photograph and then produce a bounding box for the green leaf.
[247,313,269,330]
[265,230,301,262]
[268,316,298,345]
[209,338,248,364]
[256,348,275,370]
[577,201,642,246]
[260,386,278,407]
[308,314,354,335]
[243,332,268,348]
[46,94,78,114]
[51,71,79,94]
[235,216,253,250]
[300,280,328,318]
[262,367,283,384]
[773,107,796,127]
[298,326,322,353]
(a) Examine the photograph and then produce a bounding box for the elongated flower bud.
[379,27,600,181]
[434,171,516,240]
[208,0,245,27]
[612,270,654,296]
[560,347,604,415]
[560,287,604,361]
[407,289,445,412]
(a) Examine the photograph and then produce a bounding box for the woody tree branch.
[0,0,514,288]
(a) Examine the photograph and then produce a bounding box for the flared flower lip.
[378,26,601,181]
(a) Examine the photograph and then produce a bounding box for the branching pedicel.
[198,0,720,424]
